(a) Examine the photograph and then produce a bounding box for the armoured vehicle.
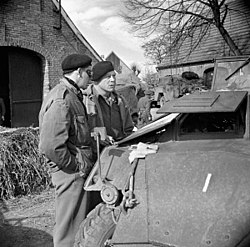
[75,56,250,247]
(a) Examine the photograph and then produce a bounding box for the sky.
[61,0,152,68]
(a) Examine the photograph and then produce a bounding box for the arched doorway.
[0,47,43,127]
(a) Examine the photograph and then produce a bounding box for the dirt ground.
[0,189,55,247]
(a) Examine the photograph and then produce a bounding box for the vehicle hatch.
[157,91,247,113]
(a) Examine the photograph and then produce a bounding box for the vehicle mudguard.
[85,145,133,191]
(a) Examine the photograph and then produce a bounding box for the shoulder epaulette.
[54,84,69,100]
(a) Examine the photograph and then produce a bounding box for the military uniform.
[83,84,134,141]
[39,78,93,247]
[137,94,152,128]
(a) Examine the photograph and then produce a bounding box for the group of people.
[38,53,156,246]
[38,54,134,247]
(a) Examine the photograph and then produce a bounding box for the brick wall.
[0,0,101,93]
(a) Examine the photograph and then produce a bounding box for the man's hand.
[1,116,4,121]
[100,136,114,146]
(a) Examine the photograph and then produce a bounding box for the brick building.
[0,0,102,127]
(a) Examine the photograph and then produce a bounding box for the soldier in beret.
[83,61,134,148]
[39,53,94,247]
[137,89,154,128]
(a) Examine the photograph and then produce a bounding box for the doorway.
[0,47,43,127]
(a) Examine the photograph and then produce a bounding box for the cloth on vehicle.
[128,142,158,163]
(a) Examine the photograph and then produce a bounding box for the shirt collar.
[93,86,117,105]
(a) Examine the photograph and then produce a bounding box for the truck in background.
[151,72,206,107]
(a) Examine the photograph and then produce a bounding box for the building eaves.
[51,0,102,61]
[156,58,215,70]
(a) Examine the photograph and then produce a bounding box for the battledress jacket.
[137,96,152,117]
[82,84,134,140]
[39,78,92,173]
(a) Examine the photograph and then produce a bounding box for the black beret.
[61,54,92,74]
[92,61,114,81]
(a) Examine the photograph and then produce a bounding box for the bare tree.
[142,35,168,64]
[121,0,242,63]
[143,68,159,89]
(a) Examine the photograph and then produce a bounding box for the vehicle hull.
[111,139,250,247]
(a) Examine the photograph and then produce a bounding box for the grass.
[0,127,52,200]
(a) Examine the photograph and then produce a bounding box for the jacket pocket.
[74,115,91,145]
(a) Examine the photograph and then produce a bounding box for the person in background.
[83,61,134,148]
[137,90,154,128]
[0,97,6,126]
[39,53,93,247]
[131,111,139,131]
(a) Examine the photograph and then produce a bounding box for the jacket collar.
[60,77,78,95]
[83,84,119,99]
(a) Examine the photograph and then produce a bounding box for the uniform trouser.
[138,111,150,128]
[52,169,89,247]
